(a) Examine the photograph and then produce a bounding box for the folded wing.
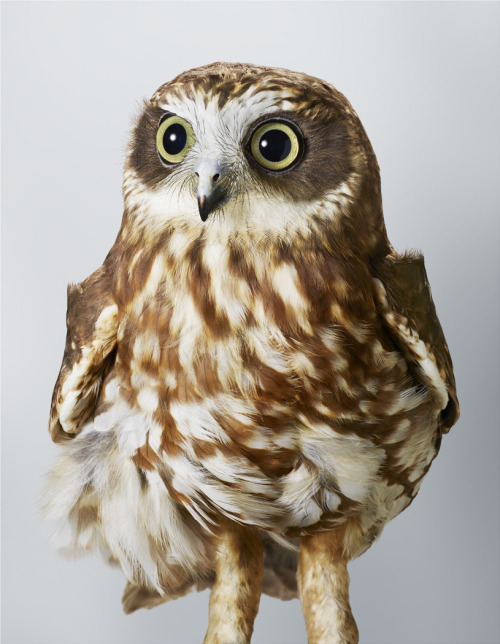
[372,250,459,433]
[49,265,118,443]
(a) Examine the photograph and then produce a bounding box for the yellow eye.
[250,120,301,171]
[156,115,195,164]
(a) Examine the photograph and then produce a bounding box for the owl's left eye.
[156,114,195,164]
[249,120,302,172]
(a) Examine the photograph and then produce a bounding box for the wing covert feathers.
[49,266,118,443]
[372,251,459,432]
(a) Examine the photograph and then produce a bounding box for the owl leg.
[298,524,359,644]
[203,521,263,644]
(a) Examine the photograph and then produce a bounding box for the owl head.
[123,62,387,256]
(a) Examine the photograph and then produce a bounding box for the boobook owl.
[42,62,459,643]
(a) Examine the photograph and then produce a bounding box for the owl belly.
[43,361,438,598]
[161,392,438,537]
[111,314,441,538]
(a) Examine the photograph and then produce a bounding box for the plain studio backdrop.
[2,2,499,643]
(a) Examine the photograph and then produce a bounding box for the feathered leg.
[298,525,359,644]
[203,521,263,644]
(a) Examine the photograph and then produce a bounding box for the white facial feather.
[157,89,297,151]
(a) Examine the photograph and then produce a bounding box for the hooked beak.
[194,158,226,222]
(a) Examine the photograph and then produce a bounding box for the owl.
[42,62,459,643]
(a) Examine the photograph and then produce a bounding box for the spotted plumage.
[42,62,459,643]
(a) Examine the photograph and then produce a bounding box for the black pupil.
[162,122,187,156]
[259,129,291,162]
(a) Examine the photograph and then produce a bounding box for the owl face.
[123,63,382,246]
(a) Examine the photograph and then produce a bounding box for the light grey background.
[2,2,499,643]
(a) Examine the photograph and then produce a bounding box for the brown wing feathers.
[372,250,459,432]
[49,265,118,443]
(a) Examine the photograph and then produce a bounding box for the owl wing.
[372,250,459,432]
[49,265,118,443]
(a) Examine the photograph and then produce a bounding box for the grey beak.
[194,158,224,221]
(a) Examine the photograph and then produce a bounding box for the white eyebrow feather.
[157,90,297,149]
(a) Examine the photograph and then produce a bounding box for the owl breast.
[103,236,441,536]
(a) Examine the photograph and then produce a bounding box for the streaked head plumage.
[123,62,384,253]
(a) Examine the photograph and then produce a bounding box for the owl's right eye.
[156,114,195,164]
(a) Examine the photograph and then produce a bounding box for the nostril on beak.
[195,171,199,178]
